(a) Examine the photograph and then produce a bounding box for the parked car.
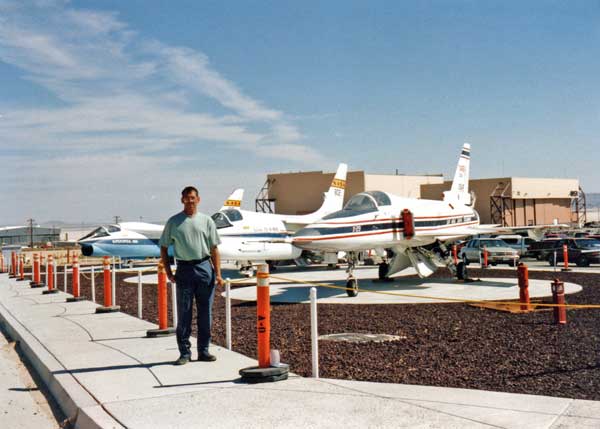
[459,238,519,266]
[494,235,537,257]
[546,238,600,267]
[528,238,563,261]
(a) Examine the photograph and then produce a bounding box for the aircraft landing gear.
[455,261,467,280]
[345,251,359,297]
[239,263,255,278]
[378,262,390,281]
[346,278,358,297]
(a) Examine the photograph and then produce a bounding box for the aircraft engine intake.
[80,243,95,257]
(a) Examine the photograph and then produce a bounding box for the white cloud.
[0,0,325,224]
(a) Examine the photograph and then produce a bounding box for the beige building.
[263,170,444,215]
[421,177,584,226]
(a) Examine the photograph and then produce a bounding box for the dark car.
[528,239,563,261]
[546,238,600,267]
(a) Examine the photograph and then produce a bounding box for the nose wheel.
[346,277,358,297]
[345,251,360,297]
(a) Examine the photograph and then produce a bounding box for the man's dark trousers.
[175,260,215,358]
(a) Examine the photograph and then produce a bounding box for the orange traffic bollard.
[17,254,25,281]
[30,254,44,288]
[482,247,489,268]
[239,264,289,383]
[66,254,84,302]
[146,261,175,337]
[551,279,567,324]
[0,253,4,273]
[517,263,531,311]
[561,244,571,272]
[452,244,458,265]
[95,256,120,313]
[42,255,58,294]
[257,264,271,368]
[9,251,16,278]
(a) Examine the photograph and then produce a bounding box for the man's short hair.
[181,186,199,197]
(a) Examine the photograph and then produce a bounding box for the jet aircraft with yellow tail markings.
[212,163,348,272]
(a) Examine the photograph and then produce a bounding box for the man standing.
[159,186,223,365]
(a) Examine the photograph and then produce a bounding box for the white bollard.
[64,264,68,292]
[112,257,116,305]
[90,266,96,303]
[310,287,319,378]
[137,270,143,319]
[170,281,178,328]
[226,278,232,350]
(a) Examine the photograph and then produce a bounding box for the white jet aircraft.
[212,163,348,273]
[293,144,500,296]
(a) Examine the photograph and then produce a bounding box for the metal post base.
[239,365,289,384]
[561,268,572,272]
[95,305,121,313]
[66,297,86,302]
[30,282,45,288]
[16,278,26,281]
[146,327,176,338]
[42,289,59,295]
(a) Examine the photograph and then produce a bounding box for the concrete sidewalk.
[1,273,599,428]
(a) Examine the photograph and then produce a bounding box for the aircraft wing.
[417,223,571,243]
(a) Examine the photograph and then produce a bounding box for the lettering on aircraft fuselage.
[111,239,139,244]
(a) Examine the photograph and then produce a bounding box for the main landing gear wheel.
[378,262,389,280]
[456,261,467,280]
[346,278,358,297]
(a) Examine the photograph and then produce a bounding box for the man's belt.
[177,256,211,265]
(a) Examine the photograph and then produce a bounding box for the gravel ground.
[50,265,600,400]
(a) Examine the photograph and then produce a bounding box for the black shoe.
[198,351,216,362]
[174,355,190,366]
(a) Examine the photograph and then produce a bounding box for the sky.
[1,0,598,225]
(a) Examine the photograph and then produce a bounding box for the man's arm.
[160,246,175,283]
[210,245,223,287]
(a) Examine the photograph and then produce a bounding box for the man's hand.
[215,275,224,288]
[167,272,176,284]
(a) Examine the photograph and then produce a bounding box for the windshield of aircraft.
[211,212,232,229]
[322,192,388,220]
[79,225,120,240]
[222,209,243,222]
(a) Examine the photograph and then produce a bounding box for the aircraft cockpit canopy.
[212,209,243,229]
[322,191,391,220]
[79,225,121,241]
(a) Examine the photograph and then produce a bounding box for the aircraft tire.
[378,262,389,280]
[456,262,467,280]
[346,278,358,297]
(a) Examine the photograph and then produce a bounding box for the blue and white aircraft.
[78,222,165,259]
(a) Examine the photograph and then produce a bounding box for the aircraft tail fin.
[444,143,471,205]
[221,188,244,211]
[313,163,348,217]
